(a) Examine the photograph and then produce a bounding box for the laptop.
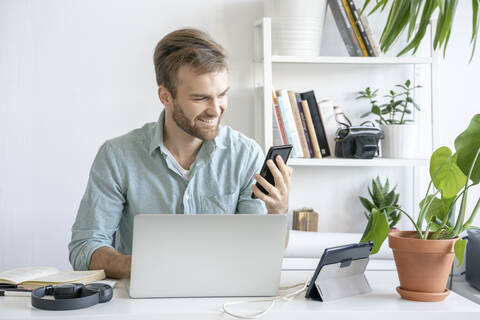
[128,214,287,298]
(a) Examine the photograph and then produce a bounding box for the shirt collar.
[149,110,227,156]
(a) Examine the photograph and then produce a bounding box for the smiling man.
[68,28,292,278]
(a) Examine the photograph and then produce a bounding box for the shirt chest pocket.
[200,193,237,214]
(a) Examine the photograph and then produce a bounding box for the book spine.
[288,90,310,158]
[301,100,322,158]
[317,100,339,157]
[300,91,330,157]
[272,107,284,146]
[327,0,363,56]
[296,93,314,158]
[347,0,375,57]
[275,90,296,157]
[359,13,380,56]
[279,89,304,158]
[341,0,368,57]
[272,90,288,144]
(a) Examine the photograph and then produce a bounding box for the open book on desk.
[0,266,105,289]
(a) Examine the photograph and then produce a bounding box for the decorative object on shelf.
[357,80,422,158]
[292,208,319,232]
[334,111,383,159]
[359,176,401,229]
[264,0,327,56]
[361,0,480,61]
[360,114,480,302]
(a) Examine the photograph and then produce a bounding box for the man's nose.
[208,98,222,116]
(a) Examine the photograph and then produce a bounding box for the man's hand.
[251,155,293,214]
[89,247,132,279]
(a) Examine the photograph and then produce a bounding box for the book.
[300,91,330,157]
[0,266,105,288]
[359,12,380,57]
[327,0,363,56]
[272,90,287,145]
[301,100,322,158]
[287,90,310,158]
[341,0,369,56]
[347,0,375,56]
[317,99,339,157]
[275,89,296,157]
[295,93,315,158]
[278,89,304,158]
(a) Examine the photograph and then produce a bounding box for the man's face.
[166,65,229,141]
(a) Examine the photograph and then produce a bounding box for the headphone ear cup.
[53,283,84,299]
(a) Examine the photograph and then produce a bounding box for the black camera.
[335,126,383,159]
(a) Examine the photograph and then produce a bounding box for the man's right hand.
[89,246,132,279]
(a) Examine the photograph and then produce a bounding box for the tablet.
[305,242,373,301]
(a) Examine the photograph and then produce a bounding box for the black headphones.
[31,283,113,310]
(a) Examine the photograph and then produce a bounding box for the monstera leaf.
[455,114,480,184]
[430,147,467,198]
[419,195,456,231]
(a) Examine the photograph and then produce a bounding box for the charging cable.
[221,278,310,319]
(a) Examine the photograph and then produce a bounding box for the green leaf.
[454,238,467,267]
[419,195,456,231]
[430,147,467,198]
[360,209,390,255]
[454,114,480,184]
[359,196,375,212]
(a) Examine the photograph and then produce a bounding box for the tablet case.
[305,242,373,301]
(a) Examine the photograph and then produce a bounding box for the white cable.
[221,279,310,319]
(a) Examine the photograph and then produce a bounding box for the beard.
[171,100,222,141]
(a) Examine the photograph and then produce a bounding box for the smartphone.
[251,144,293,199]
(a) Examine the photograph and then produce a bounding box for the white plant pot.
[380,124,416,159]
[265,0,328,56]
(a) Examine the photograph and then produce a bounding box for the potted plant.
[361,0,479,61]
[359,176,401,230]
[360,114,480,302]
[357,80,422,158]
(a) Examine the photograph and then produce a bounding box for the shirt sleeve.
[236,140,268,214]
[68,141,125,270]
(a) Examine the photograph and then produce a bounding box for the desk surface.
[1,270,480,320]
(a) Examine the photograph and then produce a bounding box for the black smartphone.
[251,144,293,199]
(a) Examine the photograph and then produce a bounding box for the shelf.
[287,158,429,167]
[270,55,432,65]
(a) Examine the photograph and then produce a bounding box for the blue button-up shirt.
[68,110,267,270]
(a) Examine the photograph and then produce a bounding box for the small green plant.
[361,114,480,266]
[359,177,401,229]
[357,80,422,125]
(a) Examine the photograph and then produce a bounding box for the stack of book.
[272,88,339,158]
[328,0,380,57]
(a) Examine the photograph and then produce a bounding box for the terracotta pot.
[388,231,457,302]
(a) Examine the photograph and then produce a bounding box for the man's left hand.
[252,155,293,214]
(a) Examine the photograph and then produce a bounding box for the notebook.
[0,266,105,288]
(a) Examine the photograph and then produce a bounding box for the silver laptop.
[129,214,287,298]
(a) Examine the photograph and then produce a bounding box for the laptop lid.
[129,214,287,298]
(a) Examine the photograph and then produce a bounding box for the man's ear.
[158,86,173,108]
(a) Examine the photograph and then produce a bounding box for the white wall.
[0,0,478,272]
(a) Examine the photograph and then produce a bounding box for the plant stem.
[400,92,408,123]
[417,180,433,228]
[379,205,422,238]
[454,147,480,234]
[462,197,480,232]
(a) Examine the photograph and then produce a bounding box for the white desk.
[1,270,480,320]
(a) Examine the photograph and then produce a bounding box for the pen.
[0,289,32,297]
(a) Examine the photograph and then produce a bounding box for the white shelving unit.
[253,17,438,220]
